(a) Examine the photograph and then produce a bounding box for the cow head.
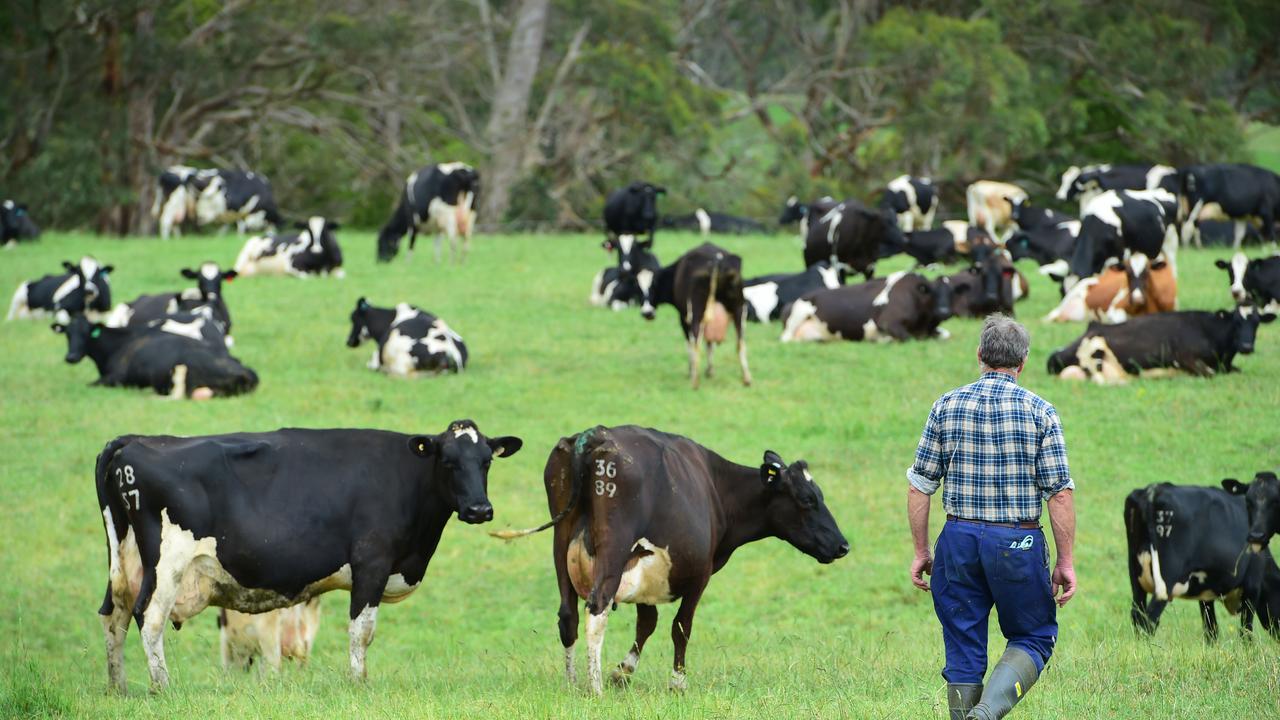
[50,312,102,364]
[627,182,666,226]
[1223,472,1280,552]
[71,257,113,313]
[1,200,39,241]
[1220,302,1277,355]
[609,234,653,273]
[932,275,967,320]
[296,217,343,268]
[409,420,522,524]
[778,196,806,225]
[759,451,849,564]
[181,262,236,302]
[1006,195,1029,226]
[347,297,374,347]
[1122,252,1167,307]
[969,245,1015,311]
[1215,253,1252,304]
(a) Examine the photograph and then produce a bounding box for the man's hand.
[1052,561,1077,607]
[911,552,933,591]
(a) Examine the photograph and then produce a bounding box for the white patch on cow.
[816,264,841,289]
[1044,275,1099,323]
[382,573,421,603]
[1057,220,1082,237]
[637,269,656,315]
[589,269,609,307]
[822,206,843,256]
[1136,550,1154,594]
[615,538,674,605]
[199,262,220,282]
[1076,335,1129,385]
[618,649,640,676]
[2,200,11,210]
[873,271,907,307]
[564,643,577,685]
[586,610,609,695]
[8,281,30,320]
[158,186,190,239]
[157,317,207,341]
[617,235,635,271]
[1083,191,1124,230]
[1150,547,1169,601]
[1229,252,1249,302]
[102,303,133,328]
[888,175,919,231]
[862,319,881,341]
[453,426,479,443]
[50,273,83,306]
[801,469,814,483]
[1170,571,1213,600]
[308,216,326,253]
[168,365,189,400]
[1056,166,1082,201]
[780,299,830,342]
[437,161,468,175]
[1039,259,1070,278]
[424,319,466,371]
[348,604,378,679]
[234,234,293,276]
[785,195,798,208]
[405,171,421,223]
[695,208,711,236]
[1128,253,1150,305]
[195,175,229,226]
[1146,165,1177,191]
[670,669,687,692]
[935,326,952,340]
[743,282,779,321]
[381,329,419,376]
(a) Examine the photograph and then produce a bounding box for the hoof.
[608,667,632,688]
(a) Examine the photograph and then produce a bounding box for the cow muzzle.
[641,305,656,321]
[459,502,494,524]
[1248,540,1266,553]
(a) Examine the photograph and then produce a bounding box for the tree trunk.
[126,9,157,236]
[480,0,550,230]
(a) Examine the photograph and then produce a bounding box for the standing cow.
[803,200,902,280]
[2,199,40,245]
[1179,163,1280,249]
[1056,164,1178,215]
[603,182,666,246]
[660,209,766,236]
[779,196,839,238]
[965,180,1027,242]
[376,163,480,263]
[153,167,282,237]
[880,175,938,232]
[1065,189,1177,289]
[95,421,522,691]
[234,217,344,278]
[489,425,847,694]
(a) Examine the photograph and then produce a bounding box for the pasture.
[2,230,1278,719]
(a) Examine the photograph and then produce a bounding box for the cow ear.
[293,220,308,229]
[181,268,199,279]
[222,270,237,280]
[1216,309,1230,320]
[487,436,523,459]
[50,323,66,334]
[760,450,785,485]
[326,221,342,231]
[101,265,114,274]
[356,296,370,310]
[1214,259,1230,269]
[409,436,435,457]
[1222,478,1247,495]
[62,260,75,271]
[1261,313,1277,324]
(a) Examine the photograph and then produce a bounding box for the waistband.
[947,514,1041,530]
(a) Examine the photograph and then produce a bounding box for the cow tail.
[96,436,133,616]
[702,254,722,332]
[488,430,592,540]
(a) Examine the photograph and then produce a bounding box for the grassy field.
[2,229,1279,719]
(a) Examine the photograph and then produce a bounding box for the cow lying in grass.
[104,262,237,345]
[234,217,344,278]
[8,257,113,320]
[780,271,957,342]
[346,297,468,376]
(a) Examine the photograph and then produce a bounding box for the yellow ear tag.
[767,467,778,476]
[418,442,426,453]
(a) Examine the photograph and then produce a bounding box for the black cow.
[1216,252,1280,312]
[8,257,113,320]
[489,425,847,694]
[778,196,838,237]
[1197,219,1263,247]
[660,209,766,235]
[590,240,662,311]
[1223,472,1280,554]
[1179,163,1280,248]
[2,199,40,245]
[780,272,956,342]
[234,217,344,278]
[879,221,991,266]
[167,167,284,236]
[376,163,480,263]
[52,313,256,399]
[742,261,844,322]
[105,262,237,345]
[1124,483,1255,640]
[638,242,750,388]
[1047,303,1276,383]
[947,247,1026,318]
[94,420,522,691]
[879,175,938,232]
[1066,189,1177,288]
[1009,196,1073,231]
[603,182,666,245]
[803,200,902,280]
[346,298,468,376]
[1056,163,1178,212]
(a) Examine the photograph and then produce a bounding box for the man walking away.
[906,314,1077,720]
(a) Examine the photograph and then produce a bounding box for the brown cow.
[638,242,751,388]
[218,598,322,671]
[491,425,848,695]
[1045,253,1176,323]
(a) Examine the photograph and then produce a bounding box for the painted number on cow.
[593,461,618,497]
[115,465,140,510]
[1155,509,1174,538]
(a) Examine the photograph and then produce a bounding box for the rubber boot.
[947,683,983,719]
[966,647,1040,720]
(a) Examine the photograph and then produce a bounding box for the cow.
[1223,472,1280,555]
[488,425,847,694]
[1065,188,1178,289]
[346,298,467,376]
[1216,252,1280,313]
[94,420,522,691]
[218,599,322,672]
[2,199,40,245]
[234,217,345,278]
[104,262,237,346]
[1045,251,1176,324]
[1197,219,1263,247]
[879,175,938,232]
[52,312,257,399]
[1056,163,1179,214]
[880,221,993,266]
[192,169,283,235]
[151,166,199,239]
[1124,483,1256,641]
[1179,163,1280,249]
[1007,220,1080,273]
[8,257,113,320]
[1009,196,1073,232]
[779,196,838,237]
[742,261,844,322]
[802,200,902,280]
[947,247,1027,319]
[780,271,957,343]
[1047,303,1275,383]
[603,182,666,245]
[965,180,1027,242]
[660,209,767,235]
[375,163,480,263]
[637,243,750,388]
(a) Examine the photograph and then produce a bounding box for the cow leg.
[704,340,715,379]
[554,527,580,687]
[735,311,752,386]
[407,227,417,255]
[610,604,658,687]
[669,583,707,692]
[101,582,131,692]
[1233,220,1247,251]
[138,524,198,691]
[259,611,284,672]
[1199,601,1220,643]
[348,562,391,680]
[585,606,610,695]
[1241,602,1255,641]
[687,332,702,390]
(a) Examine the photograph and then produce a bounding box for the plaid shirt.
[907,371,1074,522]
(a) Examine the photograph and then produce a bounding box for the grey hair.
[978,314,1030,370]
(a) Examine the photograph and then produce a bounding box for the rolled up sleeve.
[907,401,946,495]
[1035,407,1074,498]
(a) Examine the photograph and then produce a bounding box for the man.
[907,314,1077,720]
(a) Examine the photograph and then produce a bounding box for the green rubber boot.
[966,647,1040,720]
[947,683,983,719]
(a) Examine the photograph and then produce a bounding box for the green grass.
[2,230,1279,719]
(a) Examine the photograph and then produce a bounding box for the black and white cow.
[235,217,344,278]
[880,221,992,266]
[376,163,480,263]
[1009,196,1073,232]
[1216,252,1280,313]
[346,298,468,376]
[104,262,237,345]
[1056,163,1178,214]
[153,167,282,238]
[779,196,838,237]
[151,166,199,239]
[660,209,767,236]
[52,313,256,399]
[879,175,937,232]
[1065,189,1177,289]
[590,238,662,311]
[2,199,40,245]
[742,261,845,322]
[8,257,113,320]
[780,272,956,342]
[1047,303,1275,383]
[603,182,666,245]
[803,200,903,280]
[1124,483,1256,640]
[94,420,522,690]
[1179,163,1280,249]
[1007,220,1080,276]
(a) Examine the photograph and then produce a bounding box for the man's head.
[978,313,1030,374]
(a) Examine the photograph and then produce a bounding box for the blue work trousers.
[931,519,1058,683]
